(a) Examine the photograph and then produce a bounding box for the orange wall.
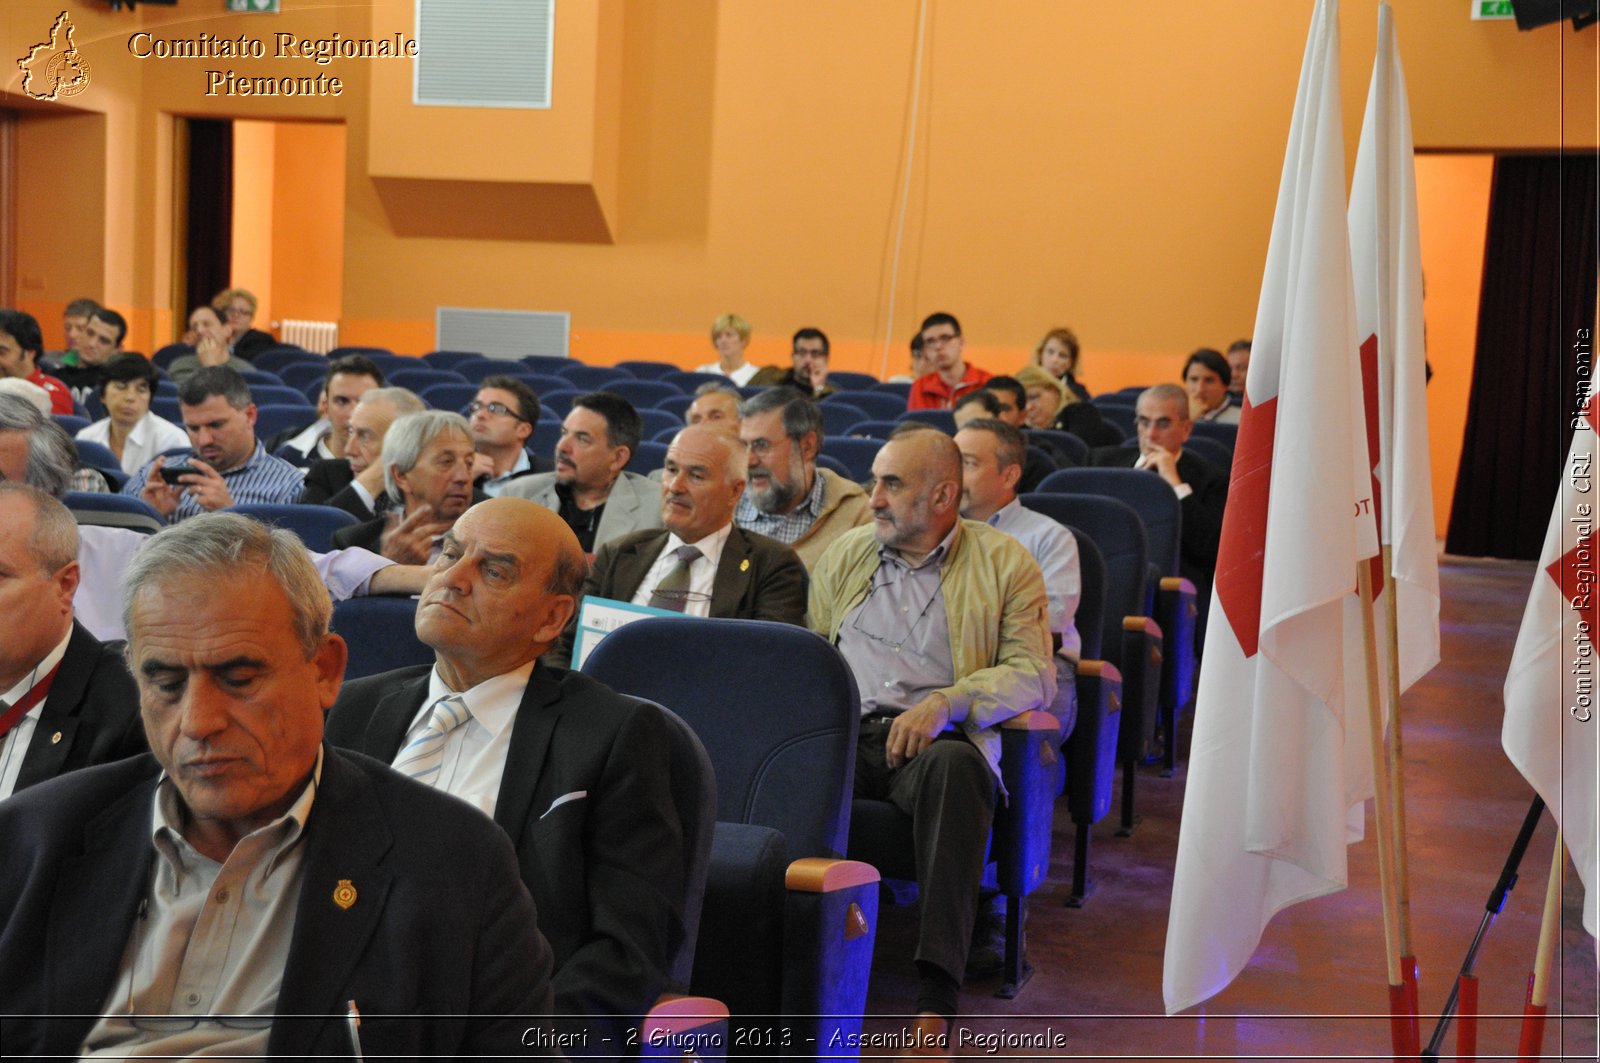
[231,119,276,328]
[269,121,346,324]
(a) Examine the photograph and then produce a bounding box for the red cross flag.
[1502,394,1599,939]
[1163,0,1380,1014]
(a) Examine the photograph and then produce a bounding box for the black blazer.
[231,327,275,362]
[298,458,356,507]
[326,665,686,1050]
[1087,444,1229,593]
[552,525,809,667]
[0,747,556,1059]
[11,621,144,795]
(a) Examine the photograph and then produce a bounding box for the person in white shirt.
[75,353,187,475]
[693,312,760,386]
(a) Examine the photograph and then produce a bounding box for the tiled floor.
[860,557,1598,1060]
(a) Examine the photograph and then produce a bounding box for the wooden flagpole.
[1380,548,1419,1030]
[1517,829,1565,1063]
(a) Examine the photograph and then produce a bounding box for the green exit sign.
[227,0,281,13]
[1472,1,1514,18]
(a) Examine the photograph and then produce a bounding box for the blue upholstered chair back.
[650,702,719,991]
[227,503,359,554]
[1038,467,1180,584]
[330,596,432,680]
[1018,493,1148,664]
[580,617,860,859]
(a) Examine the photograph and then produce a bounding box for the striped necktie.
[393,694,471,786]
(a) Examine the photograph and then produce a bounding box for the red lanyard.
[0,662,62,741]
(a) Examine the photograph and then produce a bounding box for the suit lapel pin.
[740,558,750,572]
[333,879,358,910]
[50,731,62,744]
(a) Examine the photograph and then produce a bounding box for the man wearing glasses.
[467,376,552,495]
[808,427,1054,1051]
[907,312,992,411]
[212,288,277,362]
[1089,382,1228,610]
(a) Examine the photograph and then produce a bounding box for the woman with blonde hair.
[1032,327,1091,402]
[1014,363,1120,447]
[694,312,760,385]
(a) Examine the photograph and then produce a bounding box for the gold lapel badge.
[50,731,62,744]
[740,558,750,572]
[333,879,358,910]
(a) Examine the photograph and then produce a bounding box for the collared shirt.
[74,525,395,641]
[1195,398,1241,424]
[397,661,534,817]
[906,364,992,411]
[80,750,323,1060]
[693,361,760,386]
[349,477,378,515]
[121,441,305,522]
[1133,451,1196,501]
[836,524,959,716]
[554,480,609,554]
[26,368,75,415]
[78,411,190,475]
[0,627,73,800]
[280,418,333,463]
[629,523,734,618]
[734,467,825,545]
[482,448,532,497]
[986,496,1082,662]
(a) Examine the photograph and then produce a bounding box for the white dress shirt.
[692,361,760,386]
[77,412,190,475]
[0,628,73,801]
[482,449,532,497]
[396,661,534,817]
[629,523,733,618]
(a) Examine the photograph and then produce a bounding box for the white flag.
[1163,0,1377,1014]
[1502,394,1599,939]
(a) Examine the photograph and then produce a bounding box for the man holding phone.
[123,366,303,522]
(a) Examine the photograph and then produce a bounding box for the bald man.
[551,422,807,666]
[809,427,1055,1046]
[326,498,693,1050]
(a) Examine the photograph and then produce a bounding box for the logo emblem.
[17,12,91,102]
[332,879,358,909]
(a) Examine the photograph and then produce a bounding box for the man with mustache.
[124,366,304,523]
[504,392,661,555]
[550,423,807,667]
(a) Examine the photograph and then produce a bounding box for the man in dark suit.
[0,512,556,1059]
[552,423,808,666]
[1088,382,1228,602]
[327,496,690,1051]
[0,484,143,800]
[299,386,426,519]
[331,410,479,563]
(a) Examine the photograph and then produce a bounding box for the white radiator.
[278,319,339,354]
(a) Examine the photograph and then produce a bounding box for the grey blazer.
[503,470,663,551]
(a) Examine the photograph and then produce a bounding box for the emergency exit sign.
[227,0,281,13]
[1472,1,1514,18]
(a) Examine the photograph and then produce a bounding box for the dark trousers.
[855,723,996,984]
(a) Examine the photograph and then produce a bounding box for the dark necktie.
[648,545,703,612]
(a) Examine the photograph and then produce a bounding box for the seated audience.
[808,429,1054,1044]
[1033,327,1092,403]
[0,394,425,641]
[1226,339,1251,398]
[268,354,385,463]
[0,308,73,415]
[908,312,991,410]
[953,389,1056,493]
[75,353,187,474]
[52,306,126,406]
[1014,364,1122,447]
[0,377,52,415]
[0,513,556,1058]
[504,392,662,554]
[686,380,743,427]
[469,375,553,494]
[887,331,928,385]
[1183,347,1239,424]
[733,387,869,570]
[300,386,425,519]
[331,410,479,564]
[44,297,100,367]
[124,366,304,522]
[552,423,807,666]
[0,484,144,801]
[750,327,837,398]
[213,287,276,361]
[1088,382,1228,609]
[693,312,760,385]
[329,497,687,1048]
[165,305,247,386]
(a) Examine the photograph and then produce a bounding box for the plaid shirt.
[734,466,828,545]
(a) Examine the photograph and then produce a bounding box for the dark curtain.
[1446,154,1599,560]
[184,119,233,319]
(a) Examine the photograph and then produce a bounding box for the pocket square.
[539,790,589,819]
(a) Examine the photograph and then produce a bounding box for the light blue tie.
[392,695,470,786]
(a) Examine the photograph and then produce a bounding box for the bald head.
[0,484,81,687]
[661,423,747,543]
[416,496,587,688]
[867,430,962,557]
